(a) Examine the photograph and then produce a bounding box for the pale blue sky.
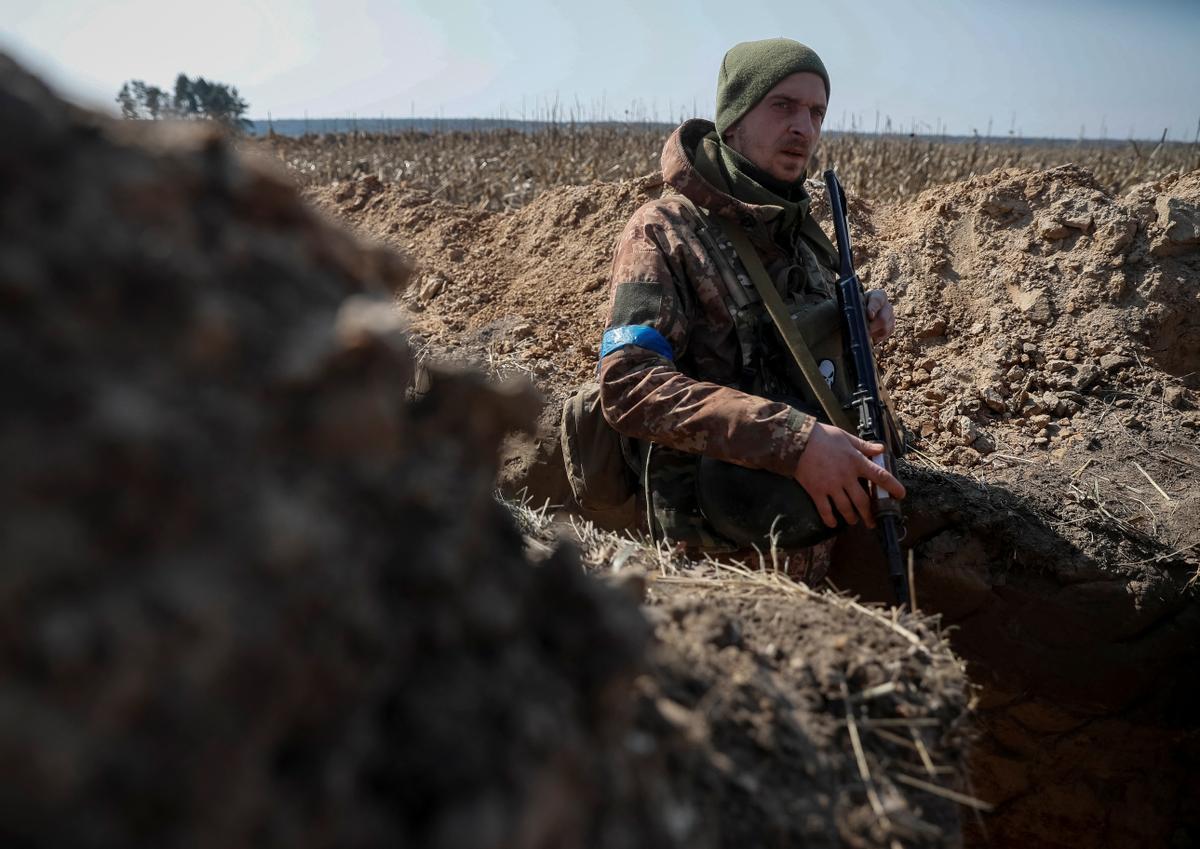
[2,0,1198,139]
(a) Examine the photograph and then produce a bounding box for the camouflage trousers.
[645,443,836,587]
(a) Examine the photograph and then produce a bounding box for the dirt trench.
[841,166,1200,848]
[833,465,1199,848]
[506,423,1200,848]
[318,162,1200,846]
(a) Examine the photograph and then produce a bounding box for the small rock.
[982,387,1007,412]
[1058,398,1082,417]
[972,432,997,455]
[911,369,931,384]
[1126,414,1146,431]
[1100,353,1134,372]
[1021,290,1054,326]
[1030,414,1052,428]
[1064,214,1094,233]
[1103,217,1138,255]
[951,415,980,445]
[1033,436,1050,447]
[948,446,982,467]
[1072,364,1101,391]
[915,356,937,372]
[1038,219,1071,240]
[418,274,447,302]
[1114,398,1133,409]
[1164,386,1189,410]
[980,193,1025,218]
[1063,347,1081,362]
[916,318,948,338]
[1151,195,1200,256]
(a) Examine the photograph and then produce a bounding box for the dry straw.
[504,494,991,840]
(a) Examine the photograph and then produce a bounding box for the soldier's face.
[725,72,827,183]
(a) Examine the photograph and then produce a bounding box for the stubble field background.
[249,124,1199,209]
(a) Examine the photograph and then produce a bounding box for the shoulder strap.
[672,192,853,433]
[671,194,751,309]
[721,221,855,433]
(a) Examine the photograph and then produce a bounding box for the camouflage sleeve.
[598,201,815,479]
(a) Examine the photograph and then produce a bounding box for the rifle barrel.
[823,168,910,610]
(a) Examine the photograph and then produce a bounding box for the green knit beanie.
[715,38,830,136]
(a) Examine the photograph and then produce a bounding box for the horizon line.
[244,115,1199,145]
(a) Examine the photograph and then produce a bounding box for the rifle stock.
[823,169,910,608]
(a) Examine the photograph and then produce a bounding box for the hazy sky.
[3,0,1198,139]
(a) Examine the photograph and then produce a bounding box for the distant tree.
[117,81,169,120]
[116,75,251,132]
[116,82,137,119]
[171,74,197,117]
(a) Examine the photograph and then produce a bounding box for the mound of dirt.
[0,53,687,848]
[307,172,664,389]
[515,507,975,849]
[868,165,1200,462]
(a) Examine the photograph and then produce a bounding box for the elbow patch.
[600,325,674,361]
[609,280,666,326]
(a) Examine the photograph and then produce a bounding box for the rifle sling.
[721,221,855,434]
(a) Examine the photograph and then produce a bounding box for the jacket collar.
[660,118,838,266]
[660,119,784,229]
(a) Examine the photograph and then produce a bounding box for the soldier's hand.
[866,290,895,342]
[793,422,906,528]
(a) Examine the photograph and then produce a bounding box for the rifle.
[823,169,910,608]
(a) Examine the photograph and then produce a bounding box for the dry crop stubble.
[249,125,1198,208]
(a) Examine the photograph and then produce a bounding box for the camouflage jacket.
[598,119,841,547]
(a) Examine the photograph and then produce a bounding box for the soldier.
[598,38,905,581]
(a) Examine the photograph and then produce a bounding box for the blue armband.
[600,325,674,361]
